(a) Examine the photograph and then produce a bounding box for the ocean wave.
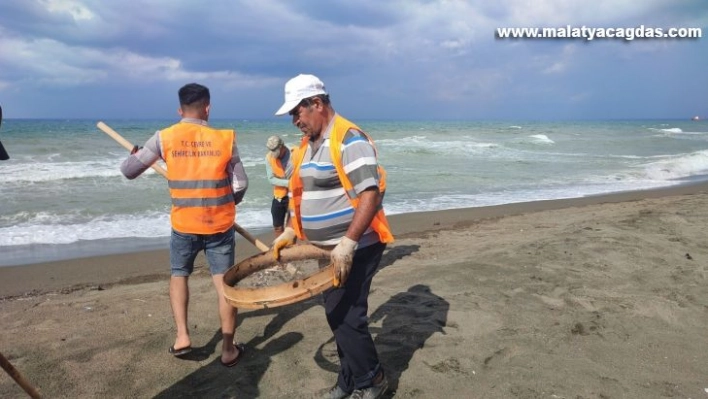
[239,154,267,168]
[642,150,708,180]
[0,211,171,246]
[383,179,672,216]
[528,134,555,144]
[378,135,498,155]
[0,154,265,184]
[0,159,166,183]
[648,127,683,134]
[662,128,683,133]
[0,208,274,246]
[0,164,124,184]
[510,134,555,145]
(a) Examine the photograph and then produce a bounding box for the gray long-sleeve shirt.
[120,118,248,204]
[265,149,292,191]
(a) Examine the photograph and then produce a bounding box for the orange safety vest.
[289,115,394,243]
[266,151,289,199]
[160,122,236,234]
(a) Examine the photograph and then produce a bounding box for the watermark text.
[496,25,702,41]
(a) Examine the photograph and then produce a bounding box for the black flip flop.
[221,343,246,368]
[168,345,192,357]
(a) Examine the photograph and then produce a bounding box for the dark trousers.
[270,196,289,228]
[323,242,386,391]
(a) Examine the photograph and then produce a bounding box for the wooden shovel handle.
[0,351,42,398]
[97,121,167,178]
[235,224,270,252]
[97,121,270,253]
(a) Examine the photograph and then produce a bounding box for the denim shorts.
[170,226,235,277]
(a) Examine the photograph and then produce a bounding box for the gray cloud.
[0,0,706,119]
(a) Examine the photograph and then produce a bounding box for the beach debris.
[246,260,318,288]
[265,262,298,276]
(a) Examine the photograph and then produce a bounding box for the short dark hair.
[311,94,330,106]
[178,83,210,107]
[299,94,330,109]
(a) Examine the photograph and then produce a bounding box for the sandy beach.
[2,184,708,398]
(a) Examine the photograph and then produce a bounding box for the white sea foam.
[0,154,263,185]
[239,154,264,168]
[662,128,683,133]
[377,135,498,155]
[0,207,274,247]
[642,150,708,180]
[528,134,555,144]
[649,127,684,134]
[0,212,171,246]
[0,159,161,183]
[383,179,672,216]
[375,135,428,147]
[663,131,707,136]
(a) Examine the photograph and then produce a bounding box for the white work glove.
[331,236,358,287]
[272,227,297,260]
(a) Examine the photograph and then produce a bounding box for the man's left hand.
[331,236,357,287]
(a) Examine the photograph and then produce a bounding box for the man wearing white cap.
[272,74,394,399]
[264,134,293,238]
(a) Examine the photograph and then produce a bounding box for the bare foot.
[173,336,191,352]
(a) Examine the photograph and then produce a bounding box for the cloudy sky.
[0,0,706,120]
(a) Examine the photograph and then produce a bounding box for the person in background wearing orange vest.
[272,74,393,399]
[264,135,293,239]
[120,83,248,368]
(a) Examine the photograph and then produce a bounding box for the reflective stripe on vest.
[289,115,394,243]
[160,122,236,234]
[266,152,289,199]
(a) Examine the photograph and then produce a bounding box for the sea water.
[1,118,707,266]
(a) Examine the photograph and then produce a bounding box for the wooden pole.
[0,104,10,161]
[97,121,270,252]
[97,121,167,178]
[0,351,42,398]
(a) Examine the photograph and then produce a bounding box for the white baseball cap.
[274,74,327,116]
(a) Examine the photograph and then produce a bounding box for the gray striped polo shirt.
[298,115,382,248]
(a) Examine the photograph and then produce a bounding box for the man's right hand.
[272,227,297,260]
